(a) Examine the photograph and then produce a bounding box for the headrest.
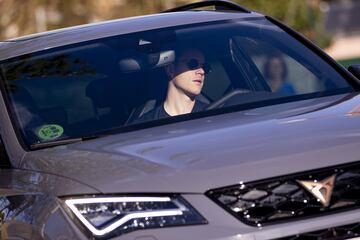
[118,50,175,73]
[86,79,112,108]
[9,85,38,111]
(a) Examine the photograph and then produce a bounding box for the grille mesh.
[278,222,360,240]
[206,162,360,226]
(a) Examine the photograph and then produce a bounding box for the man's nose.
[196,67,205,76]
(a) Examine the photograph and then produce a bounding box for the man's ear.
[165,64,175,79]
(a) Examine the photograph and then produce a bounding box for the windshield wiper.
[30,135,99,150]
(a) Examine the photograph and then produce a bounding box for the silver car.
[1,1,360,239]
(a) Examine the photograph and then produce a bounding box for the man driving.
[135,47,210,122]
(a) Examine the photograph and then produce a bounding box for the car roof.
[0,11,263,61]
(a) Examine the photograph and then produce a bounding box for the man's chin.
[186,90,202,99]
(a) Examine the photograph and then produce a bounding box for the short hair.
[173,43,205,63]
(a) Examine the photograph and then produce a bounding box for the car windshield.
[0,18,353,147]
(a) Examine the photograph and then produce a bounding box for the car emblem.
[297,174,336,207]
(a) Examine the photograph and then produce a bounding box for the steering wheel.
[206,88,250,110]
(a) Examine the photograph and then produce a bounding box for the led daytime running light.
[65,197,183,236]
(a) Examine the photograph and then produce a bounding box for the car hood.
[22,93,360,194]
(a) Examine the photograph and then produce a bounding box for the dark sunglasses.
[185,59,212,74]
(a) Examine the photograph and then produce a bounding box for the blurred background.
[0,0,359,66]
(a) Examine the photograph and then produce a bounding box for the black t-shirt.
[134,101,207,124]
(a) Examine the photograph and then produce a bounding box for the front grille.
[206,162,360,226]
[278,222,360,240]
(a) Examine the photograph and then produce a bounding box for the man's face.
[268,58,284,80]
[171,49,207,98]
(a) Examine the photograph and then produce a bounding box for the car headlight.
[64,195,207,238]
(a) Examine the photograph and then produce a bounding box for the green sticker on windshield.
[37,124,64,141]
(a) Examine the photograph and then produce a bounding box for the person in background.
[263,54,295,95]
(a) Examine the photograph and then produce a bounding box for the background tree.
[0,0,331,48]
